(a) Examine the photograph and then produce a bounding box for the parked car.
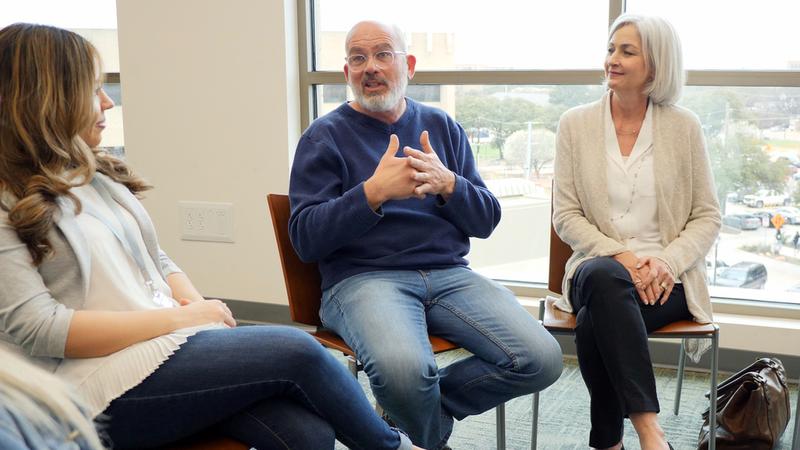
[743,189,790,208]
[705,259,728,281]
[722,214,762,230]
[715,262,768,289]
[773,207,800,225]
[750,211,775,228]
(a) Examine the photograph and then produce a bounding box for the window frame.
[295,0,800,319]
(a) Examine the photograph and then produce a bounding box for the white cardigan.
[552,92,721,324]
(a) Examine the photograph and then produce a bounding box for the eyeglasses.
[344,50,407,71]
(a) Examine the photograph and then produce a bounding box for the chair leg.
[496,402,506,450]
[347,355,358,378]
[793,380,800,450]
[709,331,719,450]
[531,392,539,450]
[673,338,687,415]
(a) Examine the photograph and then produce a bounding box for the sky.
[319,0,800,70]
[0,0,117,29]
[1,0,798,70]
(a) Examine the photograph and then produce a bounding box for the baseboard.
[225,299,800,378]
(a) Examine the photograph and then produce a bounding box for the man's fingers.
[405,152,428,169]
[403,147,426,159]
[413,171,430,182]
[414,183,434,196]
[420,130,434,154]
[384,134,400,158]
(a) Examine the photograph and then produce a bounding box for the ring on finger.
[659,281,668,289]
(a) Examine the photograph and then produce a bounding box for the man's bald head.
[345,21,407,54]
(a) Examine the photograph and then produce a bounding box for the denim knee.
[511,331,563,391]
[368,350,439,402]
[264,326,330,368]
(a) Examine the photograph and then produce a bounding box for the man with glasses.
[288,20,563,450]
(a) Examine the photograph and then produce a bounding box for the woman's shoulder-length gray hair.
[609,14,684,106]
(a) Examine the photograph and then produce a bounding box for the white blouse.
[604,99,665,259]
[55,184,221,417]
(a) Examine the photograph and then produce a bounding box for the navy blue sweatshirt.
[289,98,501,290]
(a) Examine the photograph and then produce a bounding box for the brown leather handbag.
[698,358,791,449]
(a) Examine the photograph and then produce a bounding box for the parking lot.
[715,201,800,300]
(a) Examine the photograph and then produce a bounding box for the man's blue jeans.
[321,267,564,450]
[102,326,411,450]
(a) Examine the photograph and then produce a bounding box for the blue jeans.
[321,267,563,450]
[101,326,411,450]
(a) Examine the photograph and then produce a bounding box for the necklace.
[610,156,645,223]
[615,127,639,136]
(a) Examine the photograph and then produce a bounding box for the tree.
[680,88,752,136]
[549,85,605,110]
[707,132,791,209]
[455,95,538,160]
[503,127,556,178]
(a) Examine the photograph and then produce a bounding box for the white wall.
[116,0,299,304]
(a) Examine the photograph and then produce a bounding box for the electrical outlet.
[179,201,234,243]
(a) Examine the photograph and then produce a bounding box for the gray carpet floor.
[333,349,799,450]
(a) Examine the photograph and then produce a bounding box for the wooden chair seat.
[542,296,717,336]
[313,328,458,358]
[157,434,249,450]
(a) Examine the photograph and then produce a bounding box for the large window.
[1,1,122,150]
[300,2,800,306]
[314,0,608,71]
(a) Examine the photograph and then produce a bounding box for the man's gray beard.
[351,75,408,113]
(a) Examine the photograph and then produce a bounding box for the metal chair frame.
[793,382,799,450]
[267,193,507,449]
[530,221,719,450]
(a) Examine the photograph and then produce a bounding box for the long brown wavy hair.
[0,23,151,265]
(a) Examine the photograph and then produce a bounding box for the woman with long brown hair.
[0,23,422,450]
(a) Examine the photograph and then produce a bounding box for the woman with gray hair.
[552,14,721,450]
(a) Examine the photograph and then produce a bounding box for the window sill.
[511,283,800,357]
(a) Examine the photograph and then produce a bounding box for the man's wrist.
[440,171,456,200]
[364,178,384,210]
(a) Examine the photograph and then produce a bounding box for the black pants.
[570,257,692,447]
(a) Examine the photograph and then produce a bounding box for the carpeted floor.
[333,349,799,450]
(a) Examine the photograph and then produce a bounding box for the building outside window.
[1,0,123,152]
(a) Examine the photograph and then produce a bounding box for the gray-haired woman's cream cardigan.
[552,92,721,327]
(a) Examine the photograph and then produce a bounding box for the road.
[715,202,800,302]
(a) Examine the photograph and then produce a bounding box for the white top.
[604,99,664,258]
[55,184,221,417]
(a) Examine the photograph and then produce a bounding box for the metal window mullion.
[297,0,313,128]
[610,0,625,26]
[305,69,800,88]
